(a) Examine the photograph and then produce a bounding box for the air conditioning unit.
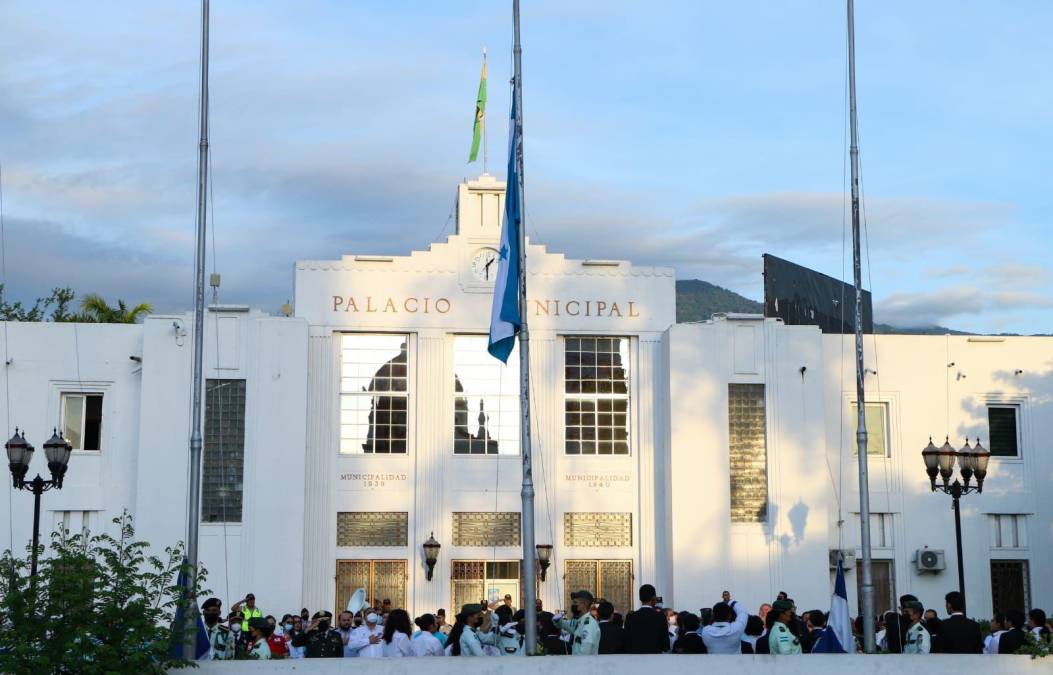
[915,548,946,573]
[829,549,856,570]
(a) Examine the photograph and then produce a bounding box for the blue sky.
[1,1,1050,333]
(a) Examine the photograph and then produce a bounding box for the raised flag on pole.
[468,52,487,163]
[812,556,854,653]
[487,95,522,363]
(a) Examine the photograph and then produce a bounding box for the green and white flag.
[468,53,487,163]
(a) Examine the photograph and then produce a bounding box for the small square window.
[61,393,103,452]
[988,407,1018,457]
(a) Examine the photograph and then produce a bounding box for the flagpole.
[847,0,876,653]
[512,0,538,655]
[482,46,489,174]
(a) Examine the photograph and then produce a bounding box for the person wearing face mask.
[350,612,386,657]
[290,611,344,658]
[224,611,248,658]
[553,591,600,655]
[201,598,233,660]
[266,615,289,659]
[286,615,306,659]
[448,604,498,656]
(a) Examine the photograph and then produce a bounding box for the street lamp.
[6,429,72,577]
[535,544,552,582]
[921,436,988,613]
[422,532,440,581]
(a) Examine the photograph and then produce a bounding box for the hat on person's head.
[903,600,924,613]
[312,610,332,620]
[201,597,221,611]
[571,590,595,604]
[365,613,379,624]
[460,603,483,616]
[772,599,794,613]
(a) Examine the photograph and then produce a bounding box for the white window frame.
[561,335,633,457]
[338,333,412,455]
[60,391,104,453]
[986,403,1022,460]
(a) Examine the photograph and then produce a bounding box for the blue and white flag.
[813,556,854,653]
[488,94,523,363]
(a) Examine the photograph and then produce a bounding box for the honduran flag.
[812,556,854,653]
[487,94,522,363]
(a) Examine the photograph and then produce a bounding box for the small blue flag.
[488,93,523,363]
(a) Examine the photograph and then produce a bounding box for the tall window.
[453,336,519,454]
[202,379,246,523]
[340,334,409,454]
[988,406,1019,457]
[61,393,103,451]
[852,402,890,457]
[728,383,767,523]
[564,337,630,455]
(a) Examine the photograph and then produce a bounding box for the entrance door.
[856,559,895,617]
[335,559,407,614]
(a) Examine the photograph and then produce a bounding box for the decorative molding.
[452,512,521,547]
[336,512,408,547]
[563,512,633,547]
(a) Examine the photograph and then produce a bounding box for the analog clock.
[470,247,500,283]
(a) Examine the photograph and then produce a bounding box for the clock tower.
[456,173,505,237]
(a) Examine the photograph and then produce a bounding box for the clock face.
[470,247,500,283]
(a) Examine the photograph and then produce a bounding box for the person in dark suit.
[622,584,669,653]
[596,601,625,654]
[672,613,706,654]
[933,591,982,654]
[998,609,1027,654]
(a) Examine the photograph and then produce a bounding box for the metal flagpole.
[483,46,489,175]
[847,0,875,653]
[512,0,538,655]
[183,0,209,659]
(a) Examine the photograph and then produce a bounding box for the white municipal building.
[2,175,1050,622]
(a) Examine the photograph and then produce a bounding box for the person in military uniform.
[902,600,931,654]
[290,611,344,658]
[201,597,234,660]
[767,599,802,655]
[554,590,600,655]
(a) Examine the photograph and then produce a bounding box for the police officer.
[767,599,802,655]
[902,601,931,654]
[554,590,600,655]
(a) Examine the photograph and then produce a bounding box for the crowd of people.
[198,585,1052,660]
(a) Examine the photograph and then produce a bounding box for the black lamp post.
[921,436,989,614]
[422,532,440,581]
[6,429,72,577]
[535,544,552,582]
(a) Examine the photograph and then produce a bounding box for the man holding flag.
[811,557,856,653]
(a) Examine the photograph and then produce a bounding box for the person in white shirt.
[984,613,1006,655]
[412,614,445,656]
[350,612,385,658]
[383,609,415,658]
[701,597,749,654]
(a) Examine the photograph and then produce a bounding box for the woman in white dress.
[412,614,446,656]
[383,609,415,658]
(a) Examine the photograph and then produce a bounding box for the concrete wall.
[823,334,1053,619]
[194,655,1048,675]
[668,318,829,613]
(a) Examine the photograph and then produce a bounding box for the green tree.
[0,285,77,322]
[0,512,205,673]
[78,294,152,323]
